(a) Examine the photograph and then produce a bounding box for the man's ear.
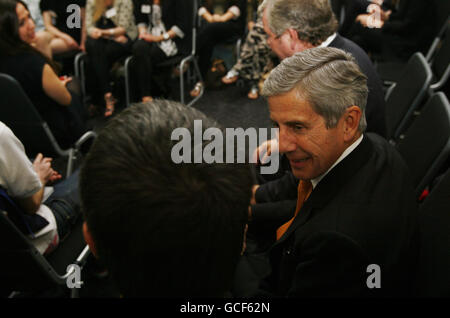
[342,106,362,142]
[287,28,314,51]
[83,221,98,257]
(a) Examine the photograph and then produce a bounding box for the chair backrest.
[385,53,433,141]
[413,167,450,296]
[0,209,67,292]
[430,21,450,91]
[329,0,345,27]
[0,73,69,158]
[395,92,450,197]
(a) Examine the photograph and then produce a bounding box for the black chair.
[0,207,90,298]
[0,73,96,177]
[376,17,450,86]
[384,52,433,143]
[329,0,346,28]
[413,167,450,296]
[124,0,203,107]
[429,22,450,92]
[395,92,450,198]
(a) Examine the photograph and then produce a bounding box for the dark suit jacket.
[329,34,387,138]
[251,133,418,297]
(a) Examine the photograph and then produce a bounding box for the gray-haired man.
[241,47,418,297]
[262,0,386,137]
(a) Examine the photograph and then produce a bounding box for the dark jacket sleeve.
[258,231,372,297]
[255,171,298,203]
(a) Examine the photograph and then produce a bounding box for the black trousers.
[85,36,132,96]
[132,39,167,99]
[197,21,242,78]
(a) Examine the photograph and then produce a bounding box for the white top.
[311,134,364,189]
[0,122,58,254]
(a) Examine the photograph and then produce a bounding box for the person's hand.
[114,35,128,44]
[32,153,61,185]
[252,138,279,165]
[356,13,371,27]
[90,28,103,39]
[140,33,159,42]
[59,75,73,86]
[61,34,79,50]
[380,9,391,21]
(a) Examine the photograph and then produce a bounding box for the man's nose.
[278,127,297,154]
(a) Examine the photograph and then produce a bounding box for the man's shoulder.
[330,34,374,65]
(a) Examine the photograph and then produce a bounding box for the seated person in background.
[22,0,53,58]
[85,0,137,117]
[0,121,82,255]
[238,47,419,297]
[0,0,86,149]
[40,0,87,54]
[131,0,191,102]
[80,100,253,297]
[221,0,277,100]
[263,0,386,138]
[190,0,247,98]
[346,0,435,61]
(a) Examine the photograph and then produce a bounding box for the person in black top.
[131,0,192,102]
[40,0,87,54]
[0,0,86,149]
[345,0,436,61]
[84,0,137,117]
[190,0,247,98]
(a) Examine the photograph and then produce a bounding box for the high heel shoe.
[190,82,204,98]
[104,93,116,117]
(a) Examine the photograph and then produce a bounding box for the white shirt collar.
[311,134,363,189]
[318,33,337,48]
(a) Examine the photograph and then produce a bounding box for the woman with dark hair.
[84,0,137,117]
[0,0,86,149]
[189,0,247,98]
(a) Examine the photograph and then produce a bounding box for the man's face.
[16,3,35,44]
[269,89,347,180]
[262,8,293,60]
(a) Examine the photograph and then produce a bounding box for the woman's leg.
[85,37,111,98]
[132,40,167,101]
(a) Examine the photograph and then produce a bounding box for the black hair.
[0,0,56,69]
[80,100,253,297]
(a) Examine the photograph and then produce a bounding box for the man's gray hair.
[266,0,338,46]
[262,47,368,132]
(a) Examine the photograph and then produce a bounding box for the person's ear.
[287,28,314,51]
[83,221,98,257]
[342,106,362,142]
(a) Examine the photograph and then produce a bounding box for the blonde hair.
[93,0,107,23]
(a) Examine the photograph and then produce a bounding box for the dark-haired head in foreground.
[80,100,253,297]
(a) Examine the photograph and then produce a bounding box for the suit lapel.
[274,135,374,246]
